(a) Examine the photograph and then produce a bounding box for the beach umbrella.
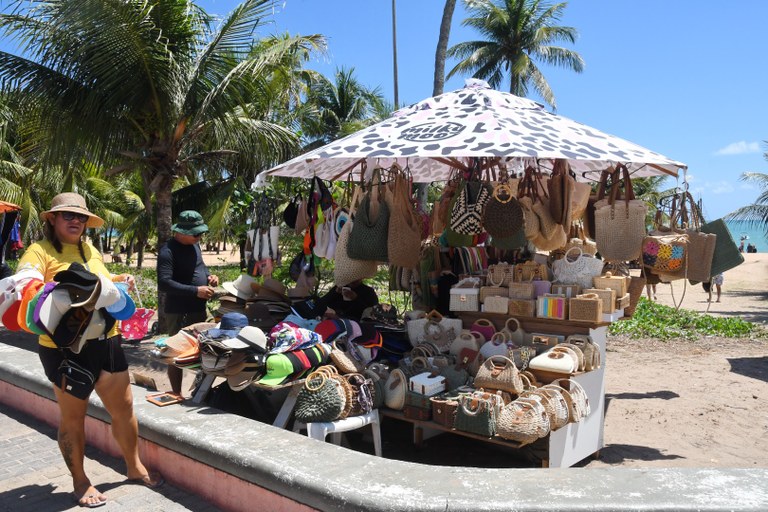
[0,200,21,214]
[265,79,685,183]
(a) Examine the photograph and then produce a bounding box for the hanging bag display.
[594,164,648,262]
[547,159,575,227]
[388,171,423,268]
[482,181,524,239]
[449,179,492,236]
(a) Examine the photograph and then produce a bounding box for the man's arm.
[157,244,198,296]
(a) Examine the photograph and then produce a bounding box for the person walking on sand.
[708,273,724,302]
[18,192,162,508]
[157,210,218,396]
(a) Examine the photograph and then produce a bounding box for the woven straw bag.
[548,159,575,227]
[333,219,378,287]
[330,339,366,374]
[484,295,509,314]
[519,197,540,241]
[508,281,536,300]
[500,317,525,346]
[454,394,497,437]
[450,180,492,235]
[531,387,570,430]
[344,373,375,417]
[474,355,523,394]
[555,343,585,372]
[549,378,590,422]
[388,174,423,268]
[582,287,616,313]
[592,271,629,297]
[568,293,603,323]
[496,397,550,445]
[552,246,605,290]
[482,182,524,238]
[594,164,648,262]
[480,285,507,303]
[508,299,535,317]
[641,233,688,275]
[348,192,390,262]
[487,263,514,287]
[565,334,600,371]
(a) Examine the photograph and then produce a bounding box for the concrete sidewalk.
[0,403,220,512]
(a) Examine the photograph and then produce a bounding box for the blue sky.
[202,0,767,220]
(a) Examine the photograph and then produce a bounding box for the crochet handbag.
[551,247,605,290]
[453,393,498,437]
[294,370,346,423]
[348,191,390,262]
[449,180,491,236]
[482,182,524,238]
[333,219,378,287]
[388,173,423,268]
[641,233,689,275]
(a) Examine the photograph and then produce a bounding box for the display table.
[385,312,608,468]
[191,372,304,429]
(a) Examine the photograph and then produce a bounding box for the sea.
[725,220,767,252]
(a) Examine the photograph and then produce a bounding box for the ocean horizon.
[725,220,767,252]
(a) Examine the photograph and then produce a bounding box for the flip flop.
[127,471,165,489]
[73,488,107,508]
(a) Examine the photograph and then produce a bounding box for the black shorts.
[39,336,128,400]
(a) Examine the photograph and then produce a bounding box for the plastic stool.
[295,410,382,457]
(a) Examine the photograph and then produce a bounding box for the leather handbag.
[474,355,524,394]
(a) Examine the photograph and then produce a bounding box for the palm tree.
[303,67,386,145]
[726,170,768,237]
[0,0,325,247]
[447,0,584,109]
[434,0,458,96]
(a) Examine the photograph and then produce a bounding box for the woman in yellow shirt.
[18,192,162,508]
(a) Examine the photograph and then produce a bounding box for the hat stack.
[219,275,292,326]
[1,264,133,353]
[256,342,332,387]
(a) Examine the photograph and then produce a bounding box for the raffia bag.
[565,334,601,371]
[594,164,648,262]
[530,387,570,430]
[568,293,603,323]
[348,191,390,262]
[388,174,423,268]
[482,182,524,238]
[294,369,347,423]
[551,246,605,290]
[333,219,378,287]
[496,397,551,445]
[484,295,510,314]
[487,262,514,287]
[547,379,590,422]
[474,355,524,394]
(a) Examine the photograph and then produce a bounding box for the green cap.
[172,210,208,236]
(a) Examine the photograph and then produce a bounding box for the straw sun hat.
[41,192,104,228]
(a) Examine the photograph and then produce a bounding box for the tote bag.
[594,165,648,262]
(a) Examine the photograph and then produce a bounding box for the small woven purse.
[474,355,524,394]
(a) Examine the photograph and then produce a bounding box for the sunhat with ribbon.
[221,274,258,300]
[41,192,104,228]
[172,210,208,236]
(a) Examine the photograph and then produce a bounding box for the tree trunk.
[433,0,457,97]
[154,173,175,333]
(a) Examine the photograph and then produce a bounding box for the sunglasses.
[59,212,90,223]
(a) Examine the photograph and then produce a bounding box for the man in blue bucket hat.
[157,210,219,395]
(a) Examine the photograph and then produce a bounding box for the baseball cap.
[37,287,72,336]
[314,318,346,345]
[221,325,268,352]
[16,279,44,333]
[52,306,93,350]
[32,282,58,334]
[94,274,121,309]
[106,283,136,320]
[257,342,331,387]
[25,287,47,335]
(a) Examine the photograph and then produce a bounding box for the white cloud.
[714,141,761,155]
[709,181,735,194]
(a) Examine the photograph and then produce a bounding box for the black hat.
[52,307,93,350]
[54,262,98,290]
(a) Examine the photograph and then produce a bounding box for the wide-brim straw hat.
[41,192,104,228]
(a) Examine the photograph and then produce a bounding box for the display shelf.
[438,312,607,468]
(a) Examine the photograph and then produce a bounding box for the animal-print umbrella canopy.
[265,79,686,183]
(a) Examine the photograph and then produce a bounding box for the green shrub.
[609,297,765,340]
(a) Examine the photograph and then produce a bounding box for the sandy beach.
[120,252,767,468]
